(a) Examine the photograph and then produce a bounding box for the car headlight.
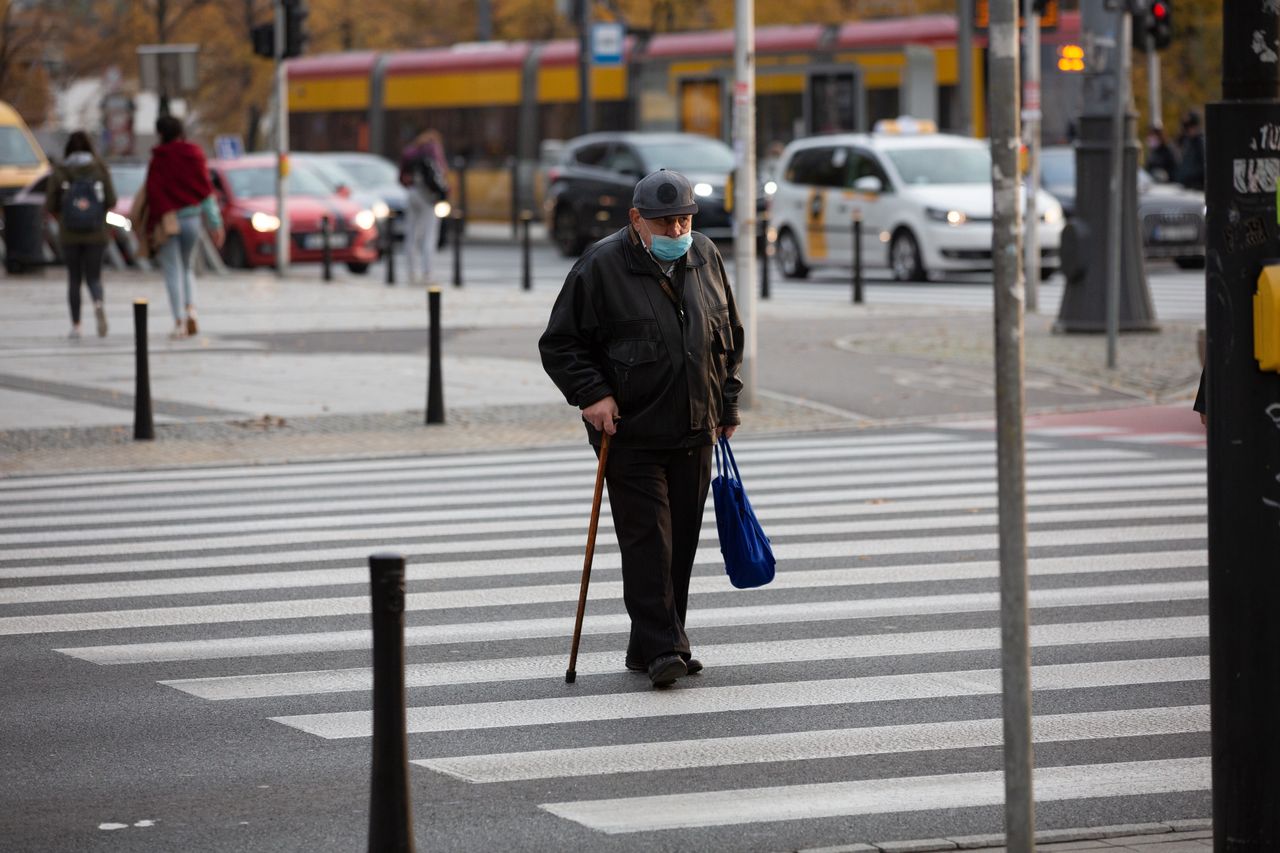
[353,209,377,231]
[105,211,131,231]
[251,211,281,232]
[1041,204,1063,225]
[371,201,390,219]
[433,200,452,218]
[693,182,714,197]
[763,180,777,196]
[926,207,967,225]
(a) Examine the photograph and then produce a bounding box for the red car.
[209,155,379,272]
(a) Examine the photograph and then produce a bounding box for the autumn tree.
[0,0,65,122]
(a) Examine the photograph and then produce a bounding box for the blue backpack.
[60,175,105,233]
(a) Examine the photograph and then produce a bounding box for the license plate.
[303,232,349,250]
[1153,224,1197,242]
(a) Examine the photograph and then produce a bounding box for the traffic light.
[283,0,309,59]
[251,22,274,59]
[1133,0,1173,52]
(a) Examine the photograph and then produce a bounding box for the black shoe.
[624,658,646,673]
[684,657,703,675]
[647,653,686,687]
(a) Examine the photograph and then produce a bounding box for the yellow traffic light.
[1058,44,1085,72]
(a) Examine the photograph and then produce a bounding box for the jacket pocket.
[608,339,661,409]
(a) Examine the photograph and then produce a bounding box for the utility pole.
[733,0,757,407]
[988,0,1034,848]
[1105,6,1132,368]
[1145,35,1161,130]
[274,0,290,277]
[1022,0,1041,312]
[1207,1,1280,848]
[578,0,592,135]
[958,0,975,136]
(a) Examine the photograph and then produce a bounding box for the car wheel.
[776,228,809,279]
[553,205,586,257]
[222,231,248,269]
[1175,256,1205,270]
[890,229,926,282]
[347,262,370,274]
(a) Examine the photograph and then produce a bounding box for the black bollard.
[452,156,468,238]
[321,215,333,282]
[509,156,520,238]
[426,287,444,424]
[760,221,772,300]
[367,553,416,853]
[384,212,396,286]
[851,213,864,305]
[451,209,463,288]
[520,210,533,291]
[132,299,154,441]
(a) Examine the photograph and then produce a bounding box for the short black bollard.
[851,212,864,305]
[451,208,464,288]
[520,209,533,291]
[383,213,397,286]
[509,156,520,238]
[452,156,468,238]
[321,215,333,282]
[367,553,416,853]
[132,299,154,441]
[760,221,772,300]
[426,287,444,424]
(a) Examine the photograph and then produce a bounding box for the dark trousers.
[64,242,105,324]
[602,444,713,665]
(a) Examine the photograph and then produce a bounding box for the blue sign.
[591,22,624,66]
[214,135,244,160]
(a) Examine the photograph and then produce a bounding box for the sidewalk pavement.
[798,821,1212,852]
[0,257,1202,476]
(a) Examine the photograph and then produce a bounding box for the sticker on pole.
[591,22,623,66]
[1021,81,1041,121]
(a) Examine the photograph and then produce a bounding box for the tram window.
[808,73,856,134]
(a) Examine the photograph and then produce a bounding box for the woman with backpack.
[45,131,116,339]
[397,128,449,285]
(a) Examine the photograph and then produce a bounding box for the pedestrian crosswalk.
[0,427,1209,850]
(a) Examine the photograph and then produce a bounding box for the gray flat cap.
[632,169,699,218]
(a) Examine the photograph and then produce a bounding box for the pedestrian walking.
[1144,125,1179,183]
[143,115,224,339]
[1175,110,1206,191]
[398,129,449,285]
[539,169,744,688]
[45,131,116,339]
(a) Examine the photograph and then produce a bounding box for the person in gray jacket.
[45,131,117,339]
[540,169,744,688]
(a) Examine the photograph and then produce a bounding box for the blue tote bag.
[711,436,776,589]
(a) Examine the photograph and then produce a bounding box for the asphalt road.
[0,425,1208,852]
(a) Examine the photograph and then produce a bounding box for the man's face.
[629,209,693,247]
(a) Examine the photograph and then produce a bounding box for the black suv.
[544,132,737,256]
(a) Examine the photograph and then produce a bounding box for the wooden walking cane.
[565,430,610,684]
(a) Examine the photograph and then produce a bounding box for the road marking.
[540,756,1209,833]
[271,656,1209,738]
[419,704,1210,783]
[162,614,1208,700]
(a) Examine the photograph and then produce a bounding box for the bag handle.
[716,435,742,483]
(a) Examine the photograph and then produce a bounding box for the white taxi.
[768,121,1065,281]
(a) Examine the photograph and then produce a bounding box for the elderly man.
[539,169,745,688]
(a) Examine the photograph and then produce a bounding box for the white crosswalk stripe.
[0,427,1209,848]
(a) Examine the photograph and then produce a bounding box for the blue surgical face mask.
[649,232,693,261]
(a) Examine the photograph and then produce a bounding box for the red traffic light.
[1151,1,1168,19]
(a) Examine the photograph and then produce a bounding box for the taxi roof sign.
[872,116,937,135]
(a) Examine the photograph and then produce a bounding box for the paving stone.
[875,839,957,853]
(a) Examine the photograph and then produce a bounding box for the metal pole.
[1146,35,1161,131]
[852,213,864,305]
[521,210,533,291]
[1023,0,1041,312]
[451,209,463,288]
[988,0,1034,849]
[733,0,757,408]
[509,157,519,238]
[320,214,332,282]
[957,0,975,136]
[759,220,771,300]
[578,0,592,136]
[366,553,416,853]
[132,299,154,442]
[384,213,396,285]
[274,0,290,277]
[426,287,444,424]
[1106,8,1132,369]
[1208,2,1280,848]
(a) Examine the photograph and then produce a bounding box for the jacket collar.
[621,225,706,275]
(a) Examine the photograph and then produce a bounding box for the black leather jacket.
[540,226,744,448]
